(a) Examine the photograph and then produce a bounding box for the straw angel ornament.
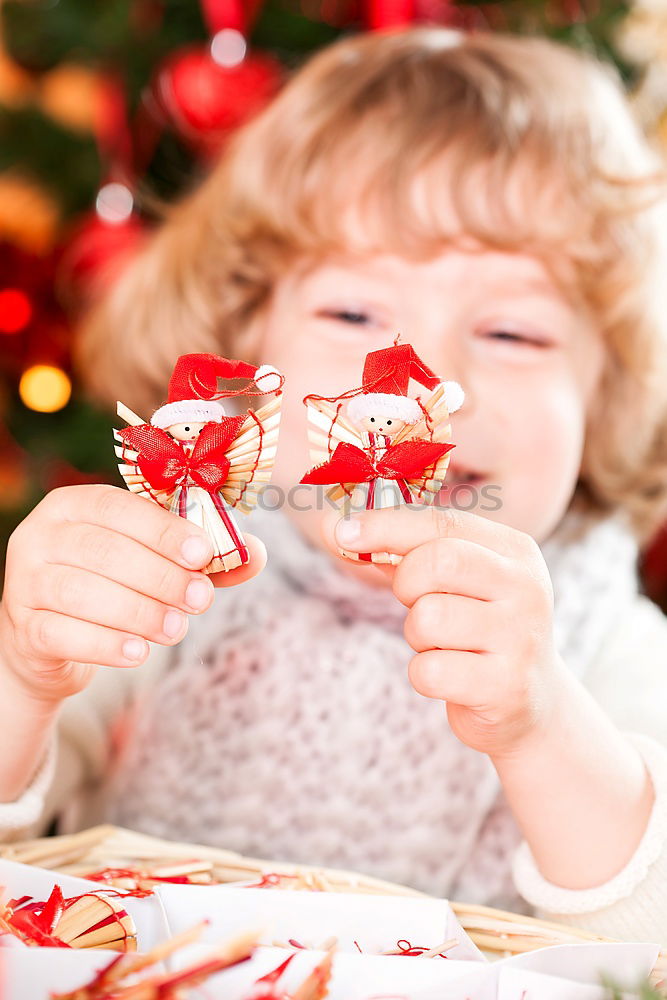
[114,352,283,573]
[301,341,463,565]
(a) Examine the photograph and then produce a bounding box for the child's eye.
[316,308,374,326]
[485,329,549,348]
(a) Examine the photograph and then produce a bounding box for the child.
[2,27,667,943]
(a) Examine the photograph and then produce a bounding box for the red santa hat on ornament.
[150,352,282,429]
[346,343,464,425]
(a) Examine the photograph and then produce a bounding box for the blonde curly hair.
[76,27,667,543]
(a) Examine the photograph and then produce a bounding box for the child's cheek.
[500,380,587,540]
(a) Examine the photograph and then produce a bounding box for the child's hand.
[330,505,564,760]
[0,484,267,705]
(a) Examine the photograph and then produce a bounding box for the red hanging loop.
[94,72,135,186]
[200,0,247,34]
[366,0,415,30]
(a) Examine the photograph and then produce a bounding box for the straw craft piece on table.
[50,926,263,1000]
[0,881,137,951]
[2,823,666,994]
[48,928,335,1000]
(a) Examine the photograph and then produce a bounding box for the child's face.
[256,246,604,564]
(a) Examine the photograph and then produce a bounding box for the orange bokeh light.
[19,365,72,413]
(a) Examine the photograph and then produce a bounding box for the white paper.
[501,941,660,987]
[0,946,123,1000]
[170,943,496,1000]
[497,967,642,1000]
[0,857,170,950]
[0,861,660,1000]
[154,884,485,962]
[167,940,659,1000]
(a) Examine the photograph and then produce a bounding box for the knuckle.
[517,566,553,618]
[40,485,69,515]
[429,504,457,540]
[76,525,114,568]
[28,612,56,655]
[4,523,26,572]
[157,519,177,557]
[154,561,182,602]
[42,484,89,518]
[532,583,553,618]
[8,608,34,658]
[514,529,548,577]
[391,561,411,605]
[403,609,419,649]
[521,624,545,661]
[408,652,437,697]
[91,484,126,523]
[130,597,164,640]
[428,536,461,581]
[52,567,81,611]
[411,593,440,636]
[518,529,540,558]
[6,516,45,571]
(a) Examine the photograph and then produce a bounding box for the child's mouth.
[433,467,486,505]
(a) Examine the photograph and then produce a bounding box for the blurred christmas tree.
[2,0,666,591]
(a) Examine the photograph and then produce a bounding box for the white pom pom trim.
[151,400,225,428]
[347,392,422,424]
[441,381,464,414]
[255,365,283,392]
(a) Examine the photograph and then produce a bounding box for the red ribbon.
[300,440,454,487]
[119,417,246,493]
[6,886,71,947]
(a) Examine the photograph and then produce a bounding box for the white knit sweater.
[2,504,667,943]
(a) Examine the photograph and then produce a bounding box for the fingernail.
[181,535,211,567]
[163,609,186,639]
[122,638,147,663]
[335,516,362,546]
[185,578,212,612]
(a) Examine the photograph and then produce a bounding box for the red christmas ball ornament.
[58,209,147,300]
[0,288,33,334]
[152,39,282,155]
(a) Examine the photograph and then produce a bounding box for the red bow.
[6,886,70,947]
[119,417,246,492]
[301,440,454,486]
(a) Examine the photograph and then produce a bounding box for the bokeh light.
[19,364,72,412]
[95,183,134,225]
[0,288,33,334]
[210,29,247,68]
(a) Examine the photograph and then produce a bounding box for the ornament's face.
[357,414,407,438]
[167,421,207,442]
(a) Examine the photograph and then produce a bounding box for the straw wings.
[393,383,454,502]
[305,398,365,502]
[219,396,281,513]
[114,401,176,509]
